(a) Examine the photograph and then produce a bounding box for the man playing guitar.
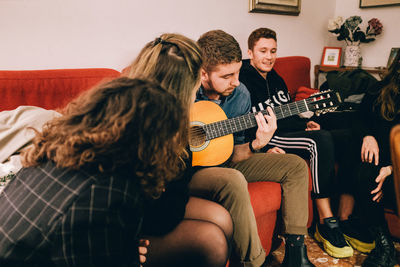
[190,29,314,267]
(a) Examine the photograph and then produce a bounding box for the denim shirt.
[196,83,251,144]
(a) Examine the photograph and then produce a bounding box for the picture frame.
[387,47,400,68]
[360,0,400,8]
[249,0,301,16]
[321,47,342,67]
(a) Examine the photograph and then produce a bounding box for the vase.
[344,45,362,67]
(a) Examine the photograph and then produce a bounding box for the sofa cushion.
[274,56,311,100]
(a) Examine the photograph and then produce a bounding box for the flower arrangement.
[328,16,383,45]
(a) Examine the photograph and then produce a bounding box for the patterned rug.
[266,235,400,266]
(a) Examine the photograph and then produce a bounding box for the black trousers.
[268,129,335,199]
[355,162,396,227]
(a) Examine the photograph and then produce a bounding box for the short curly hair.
[22,77,188,199]
[197,30,242,71]
[248,27,277,50]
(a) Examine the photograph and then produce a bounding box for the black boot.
[281,235,315,267]
[362,225,397,267]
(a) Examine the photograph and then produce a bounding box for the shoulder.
[269,68,285,82]
[240,59,258,81]
[235,83,251,97]
[240,59,252,72]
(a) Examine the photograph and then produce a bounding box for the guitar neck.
[204,99,310,140]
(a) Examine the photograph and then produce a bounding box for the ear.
[248,49,254,60]
[200,68,208,83]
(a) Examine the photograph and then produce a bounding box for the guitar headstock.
[306,89,342,116]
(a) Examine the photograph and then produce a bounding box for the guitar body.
[190,101,234,166]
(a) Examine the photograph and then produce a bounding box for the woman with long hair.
[124,33,233,267]
[0,77,188,266]
[338,52,400,267]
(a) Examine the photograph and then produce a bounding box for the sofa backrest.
[274,56,311,99]
[0,68,120,111]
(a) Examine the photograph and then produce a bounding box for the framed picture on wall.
[387,47,400,68]
[249,0,301,15]
[321,47,342,67]
[360,0,400,8]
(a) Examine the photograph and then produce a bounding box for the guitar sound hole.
[190,126,206,147]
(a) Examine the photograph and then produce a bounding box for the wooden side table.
[314,65,387,89]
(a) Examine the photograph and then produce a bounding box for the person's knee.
[213,169,249,201]
[317,129,333,139]
[209,203,233,241]
[283,154,309,190]
[192,222,229,267]
[286,154,308,175]
[190,167,247,193]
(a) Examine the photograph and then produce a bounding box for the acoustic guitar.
[190,90,341,166]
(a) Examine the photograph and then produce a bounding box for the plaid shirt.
[0,161,142,267]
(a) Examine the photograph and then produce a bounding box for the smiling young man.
[239,27,360,259]
[194,29,315,267]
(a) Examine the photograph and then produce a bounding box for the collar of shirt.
[196,86,230,105]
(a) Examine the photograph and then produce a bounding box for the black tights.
[144,197,233,267]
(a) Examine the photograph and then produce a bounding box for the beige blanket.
[0,106,60,163]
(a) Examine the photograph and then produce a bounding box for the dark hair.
[248,28,277,50]
[197,30,242,71]
[376,51,400,121]
[22,77,188,199]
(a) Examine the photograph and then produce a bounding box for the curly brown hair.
[377,51,400,121]
[247,27,277,50]
[22,77,188,199]
[197,30,242,72]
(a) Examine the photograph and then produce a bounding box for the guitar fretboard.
[204,99,310,140]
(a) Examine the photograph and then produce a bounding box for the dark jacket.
[239,59,309,141]
[0,161,143,267]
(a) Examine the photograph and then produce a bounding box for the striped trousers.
[268,129,335,198]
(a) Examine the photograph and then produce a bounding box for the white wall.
[0,0,399,84]
[330,0,400,68]
[0,0,333,76]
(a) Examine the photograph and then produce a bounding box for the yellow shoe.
[343,233,375,253]
[314,217,353,258]
[340,216,375,254]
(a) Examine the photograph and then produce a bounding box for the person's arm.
[231,107,277,163]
